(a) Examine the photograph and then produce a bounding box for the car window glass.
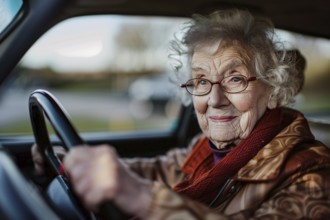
[0,15,187,134]
[0,0,23,35]
[276,30,330,121]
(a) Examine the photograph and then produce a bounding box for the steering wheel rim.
[29,89,125,220]
[29,89,84,175]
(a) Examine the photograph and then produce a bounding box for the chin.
[210,134,238,144]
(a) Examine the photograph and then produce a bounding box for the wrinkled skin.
[191,40,273,149]
[63,146,153,217]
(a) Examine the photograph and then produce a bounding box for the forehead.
[191,40,252,67]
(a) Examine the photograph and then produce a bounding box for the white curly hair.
[169,9,305,107]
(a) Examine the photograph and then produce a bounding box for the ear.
[267,94,277,109]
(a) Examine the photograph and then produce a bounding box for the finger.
[34,163,44,175]
[53,146,67,160]
[31,143,38,155]
[31,144,42,161]
[63,146,90,170]
[69,160,89,183]
[84,188,104,211]
[74,173,91,195]
[31,144,45,174]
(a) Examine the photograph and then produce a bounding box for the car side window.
[0,15,187,134]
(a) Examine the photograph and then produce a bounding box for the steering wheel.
[29,89,125,220]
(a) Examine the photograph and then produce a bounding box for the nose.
[207,84,230,107]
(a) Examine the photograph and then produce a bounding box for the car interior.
[0,0,330,219]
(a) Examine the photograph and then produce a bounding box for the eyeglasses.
[180,75,258,96]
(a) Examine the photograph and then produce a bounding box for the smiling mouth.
[209,115,237,122]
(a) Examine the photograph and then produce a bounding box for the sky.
[21,16,118,73]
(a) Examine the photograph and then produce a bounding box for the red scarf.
[173,108,300,205]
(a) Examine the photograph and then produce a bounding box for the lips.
[209,115,237,122]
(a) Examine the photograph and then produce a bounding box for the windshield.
[0,0,23,36]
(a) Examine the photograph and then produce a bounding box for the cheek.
[228,93,269,137]
[192,97,208,129]
[229,89,269,114]
[228,94,254,112]
[239,111,259,136]
[192,96,208,114]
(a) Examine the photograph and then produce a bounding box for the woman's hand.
[63,145,154,218]
[31,144,67,175]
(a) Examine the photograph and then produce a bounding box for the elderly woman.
[32,9,330,219]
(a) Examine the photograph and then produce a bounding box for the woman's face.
[191,40,272,149]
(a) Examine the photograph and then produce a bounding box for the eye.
[197,79,209,85]
[227,75,244,83]
[223,75,245,85]
[221,75,247,88]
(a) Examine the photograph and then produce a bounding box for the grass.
[0,116,173,135]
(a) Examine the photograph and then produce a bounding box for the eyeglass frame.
[180,75,258,96]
